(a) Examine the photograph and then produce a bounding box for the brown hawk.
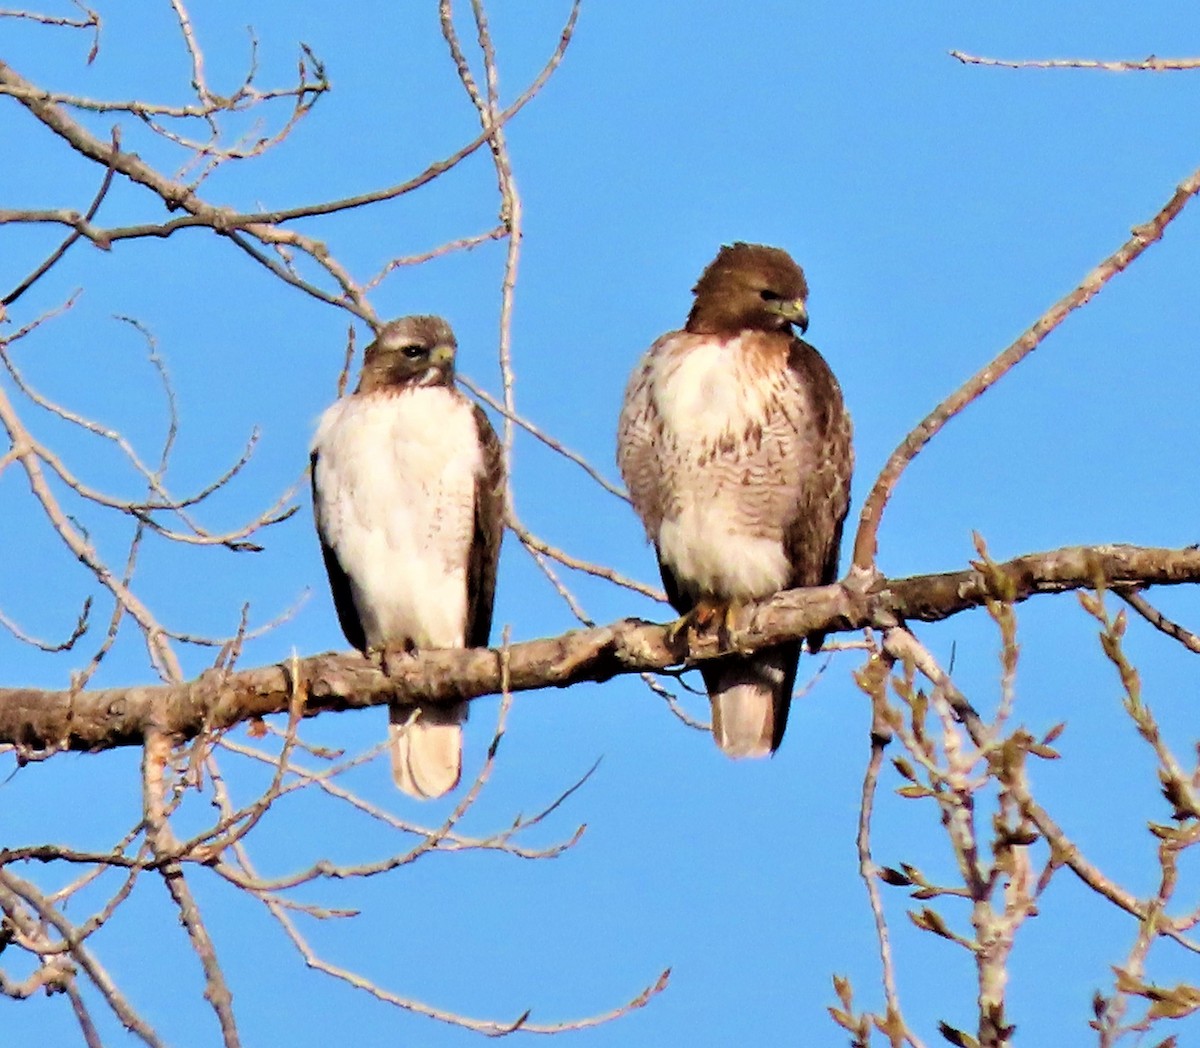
[311,315,505,798]
[617,243,853,758]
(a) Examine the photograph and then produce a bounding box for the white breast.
[649,334,792,601]
[657,515,789,600]
[650,336,776,449]
[312,387,482,650]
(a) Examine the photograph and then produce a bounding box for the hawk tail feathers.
[703,642,800,758]
[388,701,467,799]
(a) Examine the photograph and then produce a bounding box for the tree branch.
[851,159,1200,570]
[949,51,1200,73]
[4,543,1200,755]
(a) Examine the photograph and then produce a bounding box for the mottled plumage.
[311,316,505,798]
[617,243,852,757]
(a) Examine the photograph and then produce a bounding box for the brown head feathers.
[685,242,810,337]
[356,315,458,394]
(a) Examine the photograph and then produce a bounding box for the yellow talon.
[664,597,743,653]
[717,599,744,653]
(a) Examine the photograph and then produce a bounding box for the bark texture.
[3,543,1196,754]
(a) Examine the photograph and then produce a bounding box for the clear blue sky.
[3,2,1200,1045]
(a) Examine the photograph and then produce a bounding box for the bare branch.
[0,869,166,1046]
[852,161,1200,569]
[508,512,665,602]
[1116,587,1200,654]
[0,597,90,652]
[0,6,577,241]
[4,543,1200,755]
[141,726,242,1046]
[365,226,505,290]
[459,374,631,504]
[0,379,184,681]
[853,647,926,1048]
[949,51,1200,73]
[2,126,118,307]
[0,3,100,63]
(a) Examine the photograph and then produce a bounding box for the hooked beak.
[770,298,809,335]
[413,342,456,386]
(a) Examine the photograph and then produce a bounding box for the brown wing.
[782,336,854,651]
[616,335,676,542]
[721,334,851,751]
[656,557,694,618]
[310,450,367,653]
[616,340,697,615]
[465,402,506,649]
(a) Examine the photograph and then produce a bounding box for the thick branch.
[3,543,1200,754]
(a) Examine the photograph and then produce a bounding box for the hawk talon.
[378,644,417,679]
[717,600,746,655]
[665,599,745,656]
[663,613,691,648]
[664,598,722,649]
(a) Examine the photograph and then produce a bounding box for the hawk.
[617,243,853,758]
[311,315,505,798]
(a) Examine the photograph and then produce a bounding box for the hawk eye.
[759,289,782,302]
[400,344,426,360]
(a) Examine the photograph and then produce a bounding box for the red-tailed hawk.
[311,315,505,798]
[617,243,853,758]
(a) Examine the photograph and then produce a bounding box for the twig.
[854,649,923,1046]
[1115,587,1200,654]
[0,869,166,1046]
[0,3,100,63]
[2,126,118,307]
[852,161,1200,569]
[0,598,89,652]
[143,726,242,1046]
[949,51,1200,73]
[365,225,505,290]
[0,379,183,680]
[459,374,631,503]
[508,513,664,601]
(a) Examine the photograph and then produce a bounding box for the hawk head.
[685,242,809,337]
[356,315,458,394]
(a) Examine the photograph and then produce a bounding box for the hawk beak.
[429,344,455,367]
[779,299,809,335]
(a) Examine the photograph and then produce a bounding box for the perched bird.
[311,315,505,798]
[617,243,853,758]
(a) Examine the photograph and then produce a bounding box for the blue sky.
[3,2,1200,1045]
